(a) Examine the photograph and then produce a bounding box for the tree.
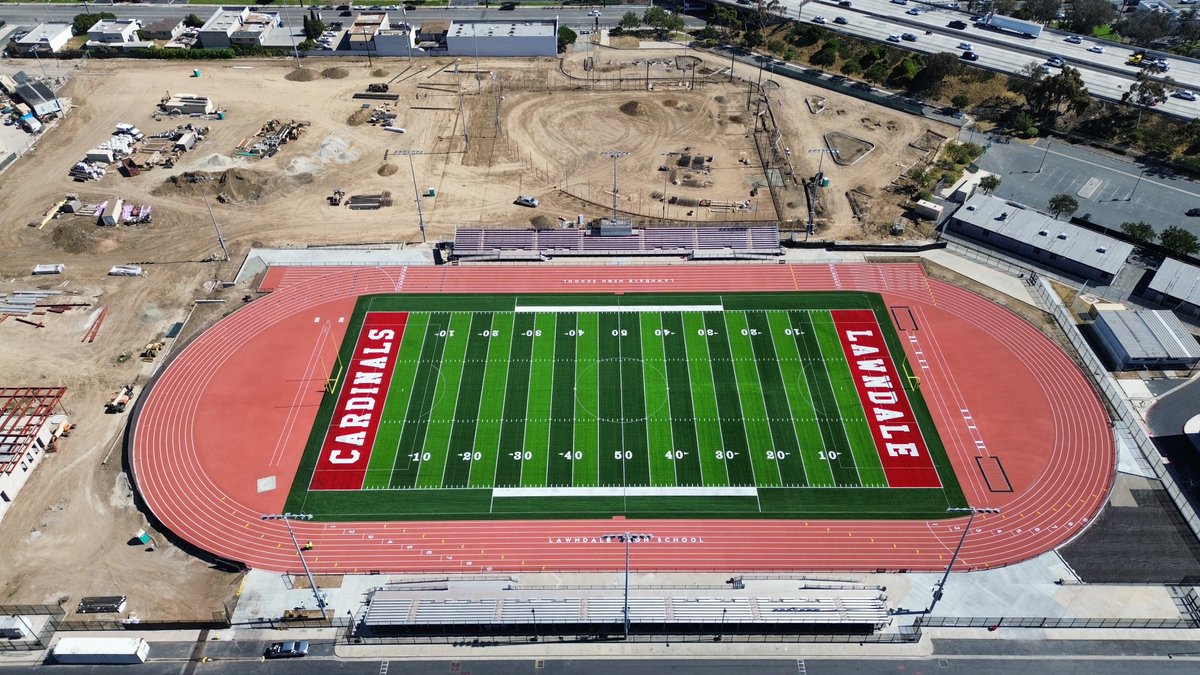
[1067,0,1116,34]
[72,12,117,36]
[951,94,971,110]
[1011,110,1034,134]
[302,15,327,40]
[1048,193,1079,220]
[992,0,1018,15]
[642,6,670,28]
[979,175,1002,195]
[809,45,838,67]
[741,30,764,49]
[1160,226,1200,257]
[1026,66,1091,117]
[619,11,640,30]
[183,13,205,29]
[1120,221,1157,246]
[1023,0,1061,23]
[1123,68,1171,128]
[1115,11,1174,47]
[910,52,960,94]
[556,26,576,53]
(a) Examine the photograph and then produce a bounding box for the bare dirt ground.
[0,49,954,618]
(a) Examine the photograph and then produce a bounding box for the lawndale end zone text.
[311,312,409,490]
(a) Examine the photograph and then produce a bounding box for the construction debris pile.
[72,122,208,180]
[157,93,218,117]
[234,119,310,159]
[0,290,92,331]
[84,197,154,227]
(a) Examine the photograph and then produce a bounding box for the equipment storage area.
[52,637,150,664]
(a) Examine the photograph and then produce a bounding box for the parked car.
[1088,44,1104,53]
[901,32,917,41]
[887,34,902,42]
[812,15,826,23]
[265,641,309,659]
[1064,35,1082,44]
[960,51,979,61]
[515,196,540,208]
[1175,90,1197,101]
[834,16,848,24]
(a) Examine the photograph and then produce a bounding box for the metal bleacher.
[451,226,783,261]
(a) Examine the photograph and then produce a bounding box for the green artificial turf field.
[285,292,966,520]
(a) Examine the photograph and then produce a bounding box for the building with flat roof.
[446,19,558,57]
[141,18,185,41]
[1092,309,1200,371]
[14,23,73,54]
[348,12,391,50]
[946,194,1133,283]
[14,81,62,118]
[87,19,142,44]
[198,8,278,48]
[1145,258,1200,321]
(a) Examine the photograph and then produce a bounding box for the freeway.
[713,0,1198,119]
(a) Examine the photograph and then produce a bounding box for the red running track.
[130,263,1114,575]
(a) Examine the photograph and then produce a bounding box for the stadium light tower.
[390,149,426,242]
[602,531,652,640]
[926,507,1001,615]
[261,513,327,612]
[599,150,630,226]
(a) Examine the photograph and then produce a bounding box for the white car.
[1064,35,1082,44]
[812,15,827,23]
[1175,90,1197,101]
[957,42,973,51]
[588,9,601,16]
[887,34,901,42]
[905,7,921,14]
[1088,44,1104,53]
[1046,56,1065,67]
[515,195,540,207]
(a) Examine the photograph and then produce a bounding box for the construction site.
[0,50,956,621]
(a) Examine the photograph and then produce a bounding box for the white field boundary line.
[493,486,759,497]
[514,305,723,313]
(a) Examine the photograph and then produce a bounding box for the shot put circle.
[575,357,669,423]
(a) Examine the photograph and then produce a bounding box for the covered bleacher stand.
[448,225,783,263]
[351,578,891,641]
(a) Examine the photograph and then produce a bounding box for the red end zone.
[831,309,940,488]
[310,312,408,490]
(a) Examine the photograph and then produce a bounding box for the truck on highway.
[51,637,150,664]
[978,13,1043,38]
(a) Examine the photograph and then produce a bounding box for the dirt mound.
[50,221,101,254]
[322,67,350,79]
[347,108,371,126]
[371,68,389,77]
[619,101,645,117]
[662,99,678,108]
[378,163,399,177]
[153,168,285,204]
[285,68,321,82]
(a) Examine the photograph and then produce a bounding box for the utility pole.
[201,193,229,261]
[602,532,652,640]
[261,513,326,613]
[600,150,629,225]
[393,149,426,242]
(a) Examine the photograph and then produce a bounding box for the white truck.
[51,637,150,664]
[980,13,1043,38]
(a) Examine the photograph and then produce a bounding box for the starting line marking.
[493,486,758,497]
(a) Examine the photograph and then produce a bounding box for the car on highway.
[887,34,902,42]
[812,15,826,23]
[1088,44,1104,53]
[958,42,973,50]
[1181,0,1196,4]
[1047,56,1065,67]
[499,2,517,9]
[960,51,979,61]
[1176,90,1197,101]
[1187,208,1200,216]
[1064,35,1082,44]
[515,195,540,208]
[265,641,309,659]
[834,16,848,24]
[948,20,967,29]
[838,0,853,6]
[901,32,917,41]
[906,7,921,15]
[891,0,908,4]
[588,9,601,16]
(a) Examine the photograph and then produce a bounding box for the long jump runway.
[129,263,1114,574]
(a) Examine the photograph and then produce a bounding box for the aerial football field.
[285,291,966,520]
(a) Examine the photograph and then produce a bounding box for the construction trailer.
[52,637,149,665]
[159,93,216,115]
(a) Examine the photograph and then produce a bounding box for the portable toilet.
[426,186,436,197]
[820,177,831,188]
[193,69,201,78]
[217,111,225,120]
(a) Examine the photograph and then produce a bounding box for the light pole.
[261,513,327,613]
[926,507,1001,615]
[603,532,652,640]
[1036,138,1052,174]
[1126,169,1145,202]
[201,193,230,261]
[808,147,838,180]
[391,149,426,242]
[600,150,629,226]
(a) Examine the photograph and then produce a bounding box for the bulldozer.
[328,188,345,206]
[141,341,165,361]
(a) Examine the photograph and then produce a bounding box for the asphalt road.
[1146,375,1200,437]
[968,131,1200,239]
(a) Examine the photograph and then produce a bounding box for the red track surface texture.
[131,264,1114,574]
